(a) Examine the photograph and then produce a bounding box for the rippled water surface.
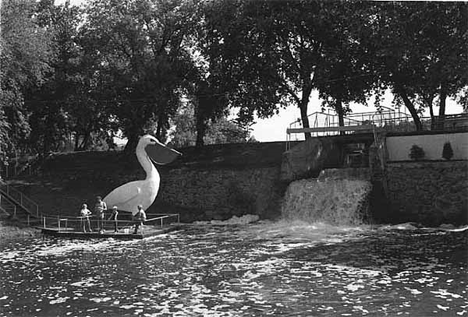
[0,221,467,316]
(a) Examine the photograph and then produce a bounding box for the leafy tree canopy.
[0,0,52,155]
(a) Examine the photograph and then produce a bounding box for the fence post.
[27,215,30,226]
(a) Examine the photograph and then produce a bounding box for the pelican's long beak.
[145,141,182,165]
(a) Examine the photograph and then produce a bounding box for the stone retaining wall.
[386,161,468,225]
[155,166,284,222]
[17,141,468,225]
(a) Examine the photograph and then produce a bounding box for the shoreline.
[0,220,39,240]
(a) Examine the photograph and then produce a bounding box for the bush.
[409,144,425,161]
[442,142,454,160]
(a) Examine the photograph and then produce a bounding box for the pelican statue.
[104,134,181,215]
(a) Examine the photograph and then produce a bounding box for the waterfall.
[281,168,372,226]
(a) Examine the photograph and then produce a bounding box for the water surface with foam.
[0,221,467,316]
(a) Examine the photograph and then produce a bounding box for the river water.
[0,221,467,316]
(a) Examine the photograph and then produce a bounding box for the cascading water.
[281,168,372,225]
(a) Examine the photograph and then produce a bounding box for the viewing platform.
[286,108,468,149]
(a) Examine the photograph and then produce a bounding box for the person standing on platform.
[108,206,119,233]
[133,205,146,234]
[94,196,107,233]
[80,203,91,232]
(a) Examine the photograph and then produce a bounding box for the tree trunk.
[155,114,167,142]
[195,98,207,148]
[336,97,345,135]
[124,133,139,154]
[125,124,144,154]
[74,133,80,151]
[81,133,90,150]
[423,94,435,130]
[438,82,447,130]
[395,83,422,131]
[195,122,206,148]
[299,84,313,139]
[195,111,206,148]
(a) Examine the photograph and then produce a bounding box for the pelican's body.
[104,135,180,215]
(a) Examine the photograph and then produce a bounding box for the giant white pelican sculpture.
[104,134,181,215]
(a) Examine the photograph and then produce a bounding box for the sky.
[250,91,463,142]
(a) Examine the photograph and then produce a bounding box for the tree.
[251,0,330,139]
[80,0,197,153]
[409,144,425,161]
[314,2,375,132]
[0,0,52,156]
[442,142,453,160]
[223,1,372,139]
[413,2,467,129]
[168,102,253,148]
[365,2,467,130]
[25,0,83,154]
[186,0,285,147]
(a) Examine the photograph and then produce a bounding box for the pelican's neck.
[136,145,159,180]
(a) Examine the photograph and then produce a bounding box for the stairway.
[0,184,41,225]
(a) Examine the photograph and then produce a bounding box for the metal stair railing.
[0,185,39,218]
[0,193,18,218]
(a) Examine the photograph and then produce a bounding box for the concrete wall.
[386,161,468,225]
[386,132,468,161]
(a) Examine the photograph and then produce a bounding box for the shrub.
[409,144,425,161]
[442,142,454,160]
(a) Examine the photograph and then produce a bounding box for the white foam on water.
[323,264,383,278]
[70,277,100,288]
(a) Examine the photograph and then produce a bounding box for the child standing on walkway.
[80,203,91,232]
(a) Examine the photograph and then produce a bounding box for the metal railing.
[286,110,383,150]
[0,184,39,217]
[40,213,180,232]
[0,193,17,218]
[285,109,468,150]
